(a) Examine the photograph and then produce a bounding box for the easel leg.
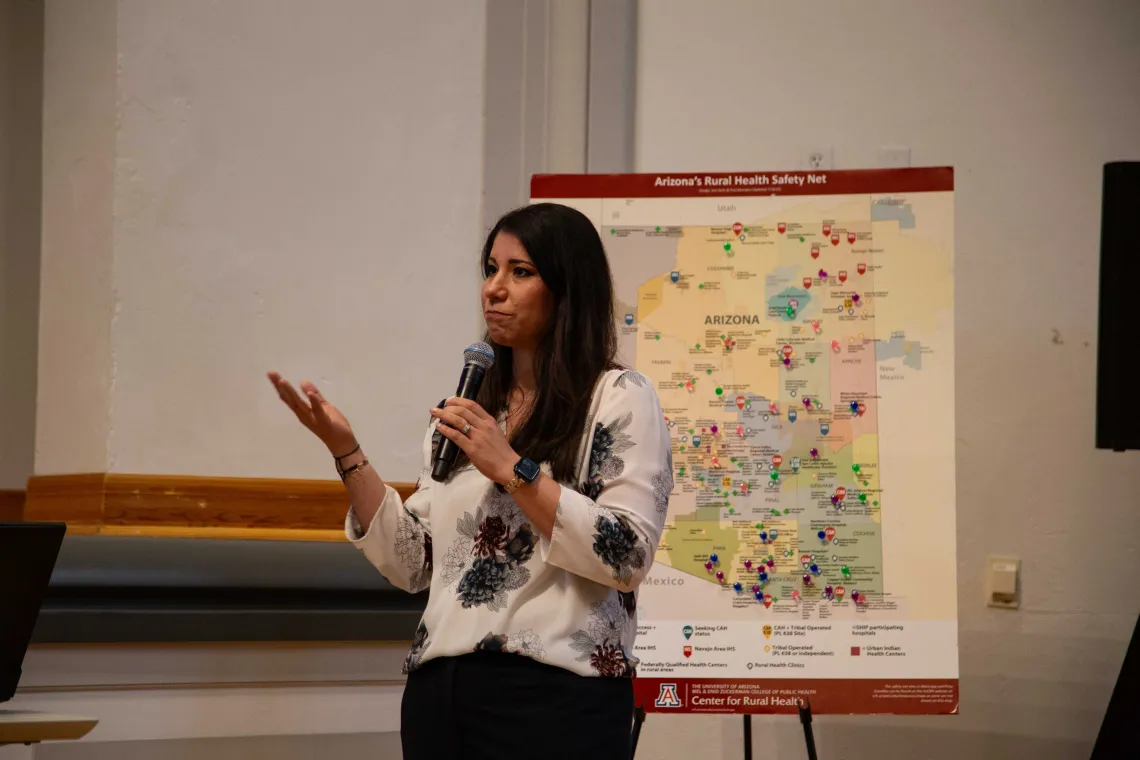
[743,714,753,760]
[798,699,819,760]
[630,705,646,758]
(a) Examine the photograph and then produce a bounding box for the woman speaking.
[268,203,672,759]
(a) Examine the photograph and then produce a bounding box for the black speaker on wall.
[1096,161,1139,451]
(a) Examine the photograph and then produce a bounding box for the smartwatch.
[504,457,541,494]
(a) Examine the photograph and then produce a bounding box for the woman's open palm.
[267,372,357,455]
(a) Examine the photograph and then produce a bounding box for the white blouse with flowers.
[345,368,673,678]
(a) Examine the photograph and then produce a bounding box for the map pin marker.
[831,495,839,505]
[836,487,847,501]
[825,526,837,542]
[810,563,820,575]
[824,585,834,598]
[803,397,812,409]
[851,590,860,603]
[802,574,812,586]
[835,585,846,600]
[763,596,772,609]
[752,584,761,594]
[769,529,779,541]
[716,571,725,582]
[811,245,820,259]
[831,340,841,353]
[803,277,813,289]
[736,395,746,410]
[831,233,840,246]
[760,531,768,542]
[736,425,744,437]
[705,560,713,572]
[710,553,719,564]
[733,222,743,235]
[848,231,856,244]
[744,559,753,570]
[817,530,826,541]
[769,401,778,414]
[759,571,768,582]
[858,402,866,416]
[783,357,791,367]
[852,293,861,305]
[823,224,832,236]
[766,559,775,569]
[810,448,819,459]
[792,590,800,601]
[841,565,851,578]
[852,463,861,473]
[850,401,859,413]
[859,493,867,503]
[733,581,743,593]
[782,345,794,360]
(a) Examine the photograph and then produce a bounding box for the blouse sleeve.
[344,423,436,593]
[538,371,673,592]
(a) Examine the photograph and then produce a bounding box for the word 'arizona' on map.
[532,168,958,715]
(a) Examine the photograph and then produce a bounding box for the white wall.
[635,1,1140,758]
[35,0,488,481]
[0,0,43,488]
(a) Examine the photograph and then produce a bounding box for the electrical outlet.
[799,147,834,171]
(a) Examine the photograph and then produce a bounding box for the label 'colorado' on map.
[532,169,957,715]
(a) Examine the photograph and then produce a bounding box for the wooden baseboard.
[22,474,416,541]
[0,489,25,521]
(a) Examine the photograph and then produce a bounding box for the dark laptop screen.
[0,521,66,703]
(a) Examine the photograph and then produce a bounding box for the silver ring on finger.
[462,423,472,435]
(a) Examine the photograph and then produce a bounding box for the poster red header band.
[531,167,953,198]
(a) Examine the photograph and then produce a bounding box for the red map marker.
[823,224,832,236]
[836,487,847,501]
[811,245,820,259]
[777,222,787,233]
[781,346,794,361]
[834,585,846,600]
[763,596,772,609]
[736,395,746,410]
[848,231,856,244]
[800,553,812,567]
[838,270,848,283]
[825,526,837,542]
[803,276,812,289]
[831,233,840,246]
[772,455,783,468]
[857,402,867,416]
[733,222,743,235]
[857,262,867,275]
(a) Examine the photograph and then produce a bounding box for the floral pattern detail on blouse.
[582,412,636,500]
[393,511,432,591]
[613,370,647,389]
[592,513,647,586]
[475,628,546,660]
[403,620,429,674]
[569,595,636,678]
[651,467,673,515]
[447,488,539,612]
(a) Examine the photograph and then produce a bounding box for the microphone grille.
[463,341,495,370]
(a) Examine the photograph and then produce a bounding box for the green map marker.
[859,494,868,503]
[809,357,815,363]
[715,387,723,395]
[863,480,869,486]
[655,226,661,232]
[770,471,779,481]
[783,509,789,514]
[723,243,731,252]
[786,305,795,318]
[706,369,713,375]
[698,283,704,289]
[852,464,861,473]
[610,229,615,235]
[873,501,879,507]
[655,335,661,340]
[799,236,805,242]
[728,508,735,514]
[841,566,851,577]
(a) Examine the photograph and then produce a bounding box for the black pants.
[401,650,634,759]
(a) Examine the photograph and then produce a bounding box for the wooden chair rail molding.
[18,474,417,541]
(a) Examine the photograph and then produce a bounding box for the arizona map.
[531,169,958,715]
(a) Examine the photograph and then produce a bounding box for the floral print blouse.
[346,368,673,678]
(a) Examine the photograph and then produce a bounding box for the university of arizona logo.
[624,313,634,325]
[655,683,683,708]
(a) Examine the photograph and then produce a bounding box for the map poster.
[532,168,958,715]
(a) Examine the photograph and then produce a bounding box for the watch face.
[515,457,541,482]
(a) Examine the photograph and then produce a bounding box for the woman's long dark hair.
[452,202,621,485]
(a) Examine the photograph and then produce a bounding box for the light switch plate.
[986,555,1020,609]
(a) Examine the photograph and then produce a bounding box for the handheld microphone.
[431,341,495,481]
